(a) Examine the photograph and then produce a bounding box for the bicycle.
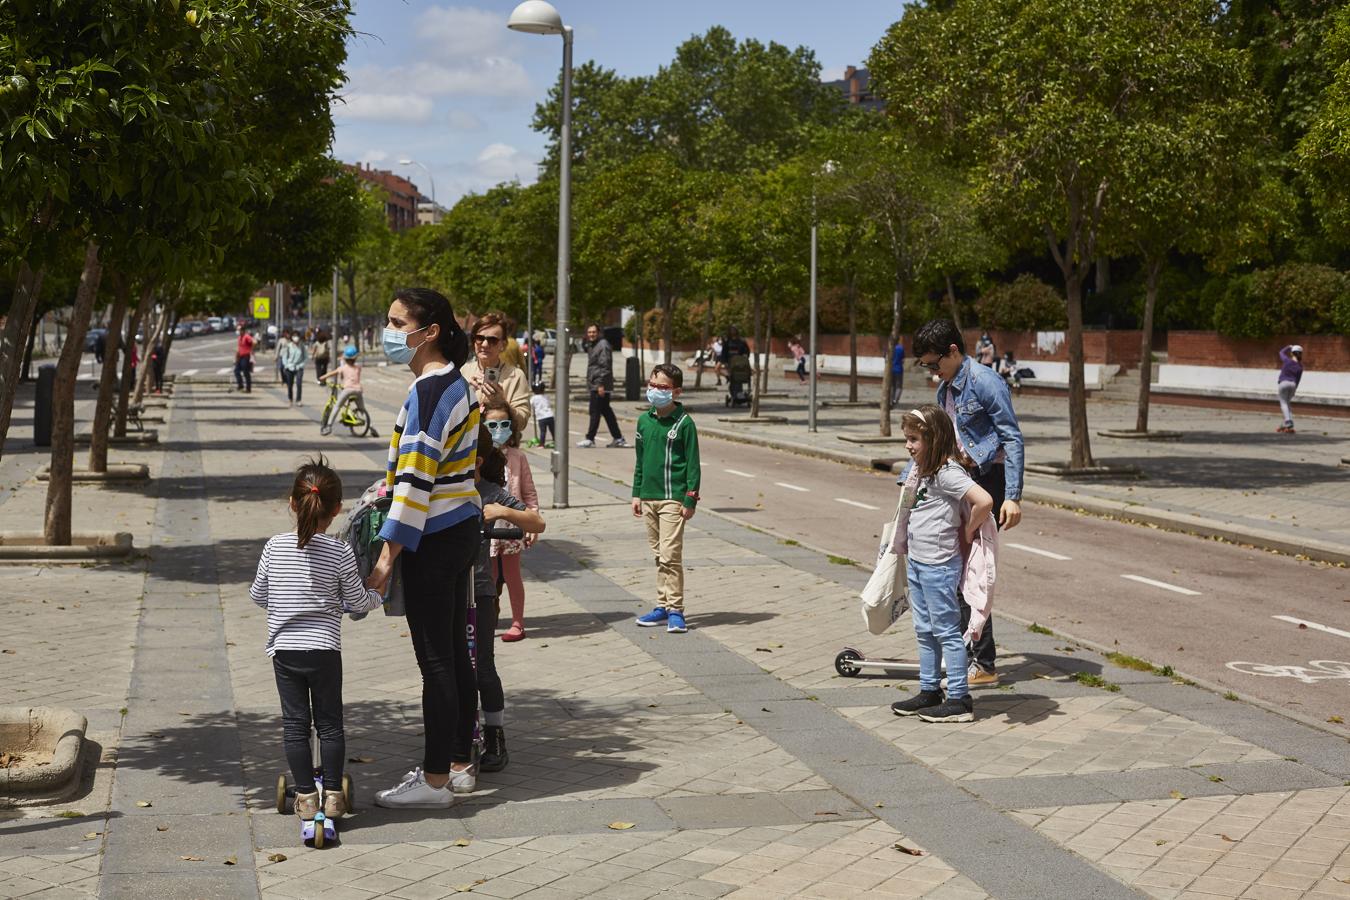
[320,382,377,438]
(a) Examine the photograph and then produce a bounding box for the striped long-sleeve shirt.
[250,533,385,656]
[381,361,482,550]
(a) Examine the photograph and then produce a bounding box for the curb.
[73,430,159,445]
[0,706,87,797]
[35,464,149,483]
[0,531,135,563]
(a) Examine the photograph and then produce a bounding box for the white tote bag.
[860,490,911,635]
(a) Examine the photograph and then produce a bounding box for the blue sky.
[333,1,905,207]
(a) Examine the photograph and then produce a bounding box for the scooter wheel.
[342,773,355,812]
[834,648,863,678]
[312,819,324,849]
[275,774,288,813]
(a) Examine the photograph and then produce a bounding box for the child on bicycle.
[482,396,539,642]
[473,423,545,775]
[250,456,384,825]
[318,345,366,434]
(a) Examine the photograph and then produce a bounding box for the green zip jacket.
[632,403,701,508]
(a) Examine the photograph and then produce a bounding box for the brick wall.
[1167,332,1350,370]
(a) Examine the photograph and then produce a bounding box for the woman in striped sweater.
[365,288,484,810]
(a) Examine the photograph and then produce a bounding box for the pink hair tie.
[309,485,320,494]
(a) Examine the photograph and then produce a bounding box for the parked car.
[173,322,192,339]
[519,328,558,354]
[207,316,223,332]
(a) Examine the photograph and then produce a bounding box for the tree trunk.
[695,296,712,390]
[879,279,903,438]
[1135,259,1162,434]
[1064,270,1094,468]
[759,303,773,404]
[1095,256,1110,295]
[0,263,45,461]
[847,274,859,402]
[45,241,103,545]
[658,277,675,366]
[134,307,171,404]
[20,302,41,382]
[116,283,155,436]
[944,273,963,330]
[749,291,762,418]
[88,272,130,473]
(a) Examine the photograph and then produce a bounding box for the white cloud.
[333,92,434,124]
[473,142,537,181]
[349,59,531,99]
[416,6,513,58]
[359,149,390,164]
[446,109,485,131]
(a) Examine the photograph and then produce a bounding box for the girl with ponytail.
[251,456,384,827]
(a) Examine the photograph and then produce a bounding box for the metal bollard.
[625,354,641,401]
[33,364,56,447]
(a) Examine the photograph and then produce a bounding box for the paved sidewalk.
[0,377,1347,899]
[569,357,1350,564]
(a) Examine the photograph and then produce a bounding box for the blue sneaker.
[666,611,687,633]
[636,607,668,627]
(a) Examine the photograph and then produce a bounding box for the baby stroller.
[725,354,752,407]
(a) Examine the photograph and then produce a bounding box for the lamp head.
[507,0,564,34]
[398,158,414,166]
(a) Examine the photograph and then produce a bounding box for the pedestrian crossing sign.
[251,296,270,319]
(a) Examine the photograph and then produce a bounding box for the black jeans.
[586,389,621,441]
[402,518,480,772]
[314,358,329,383]
[273,650,344,793]
[474,554,504,717]
[282,367,303,402]
[537,417,555,444]
[234,355,252,390]
[959,463,1005,671]
[152,361,164,392]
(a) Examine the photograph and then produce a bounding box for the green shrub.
[975,274,1067,331]
[1213,263,1350,337]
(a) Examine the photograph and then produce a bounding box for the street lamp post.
[398,158,437,223]
[509,0,573,509]
[808,161,836,434]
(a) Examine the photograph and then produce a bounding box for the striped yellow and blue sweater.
[380,362,481,550]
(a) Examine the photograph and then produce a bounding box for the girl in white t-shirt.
[891,404,992,724]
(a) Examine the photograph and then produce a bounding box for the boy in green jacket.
[631,363,701,633]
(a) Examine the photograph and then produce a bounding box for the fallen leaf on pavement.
[893,843,924,856]
[267,853,287,863]
[1034,673,1053,680]
[453,879,487,892]
[1,649,14,654]
[760,707,770,712]
[135,800,152,808]
[453,838,471,847]
[814,811,840,816]
[223,856,237,866]
[1328,715,1344,724]
[1154,840,1168,846]
[156,826,169,832]
[1218,834,1236,843]
[1169,790,1186,800]
[348,756,375,764]
[754,647,773,653]
[180,856,204,862]
[83,832,100,840]
[607,822,636,830]
[874,803,885,808]
[0,753,18,767]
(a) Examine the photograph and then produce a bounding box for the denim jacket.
[937,356,1024,501]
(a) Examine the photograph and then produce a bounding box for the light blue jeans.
[907,556,968,698]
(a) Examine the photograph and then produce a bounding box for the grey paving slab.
[102,871,258,900]
[656,793,826,830]
[958,773,1122,810]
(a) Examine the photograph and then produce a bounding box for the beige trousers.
[642,500,687,612]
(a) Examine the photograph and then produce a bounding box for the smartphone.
[485,367,500,385]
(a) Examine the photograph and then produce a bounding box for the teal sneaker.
[666,611,687,633]
[636,607,668,627]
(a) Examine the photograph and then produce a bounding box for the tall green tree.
[1299,3,1350,248]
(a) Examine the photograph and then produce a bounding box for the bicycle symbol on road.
[1225,660,1350,685]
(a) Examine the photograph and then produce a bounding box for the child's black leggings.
[273,649,344,793]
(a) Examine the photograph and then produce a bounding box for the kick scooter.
[274,730,355,849]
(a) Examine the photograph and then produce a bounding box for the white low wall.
[1156,364,1350,404]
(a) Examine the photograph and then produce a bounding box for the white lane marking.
[723,468,755,478]
[180,369,199,377]
[774,481,809,492]
[1272,615,1350,641]
[215,367,233,375]
[835,498,880,511]
[1007,542,1072,561]
[1120,574,1200,596]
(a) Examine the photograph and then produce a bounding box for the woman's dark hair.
[291,455,343,549]
[482,395,522,448]
[901,404,960,479]
[913,319,965,358]
[394,288,469,366]
[476,423,508,485]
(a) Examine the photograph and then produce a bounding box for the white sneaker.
[576,438,595,448]
[374,769,454,808]
[448,765,477,794]
[607,437,628,448]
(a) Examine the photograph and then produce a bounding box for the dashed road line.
[180,369,199,377]
[1120,574,1200,596]
[214,367,233,375]
[835,498,880,511]
[723,468,756,478]
[1006,542,1072,561]
[1272,615,1350,641]
[774,482,809,492]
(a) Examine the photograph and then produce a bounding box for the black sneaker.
[480,726,509,773]
[918,695,974,723]
[891,689,944,717]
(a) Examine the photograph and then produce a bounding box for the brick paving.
[0,372,1346,899]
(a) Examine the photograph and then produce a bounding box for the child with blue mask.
[482,396,539,643]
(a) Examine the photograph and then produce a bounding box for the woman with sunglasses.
[461,312,532,432]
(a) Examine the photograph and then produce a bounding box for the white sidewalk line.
[1120,574,1201,596]
[215,367,233,375]
[179,369,198,377]
[723,468,756,478]
[774,482,810,492]
[1272,615,1350,641]
[1007,542,1072,561]
[835,498,880,511]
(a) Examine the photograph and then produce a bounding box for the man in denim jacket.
[912,319,1024,687]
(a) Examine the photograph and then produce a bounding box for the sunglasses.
[485,420,513,431]
[473,334,502,346]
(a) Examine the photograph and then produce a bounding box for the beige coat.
[461,359,532,430]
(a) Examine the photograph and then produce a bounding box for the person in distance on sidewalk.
[890,406,993,723]
[632,364,701,634]
[1275,344,1303,434]
[577,323,626,448]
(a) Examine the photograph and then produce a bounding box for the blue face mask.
[647,387,674,408]
[383,325,428,365]
[486,420,513,447]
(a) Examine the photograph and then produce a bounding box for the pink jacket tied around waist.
[891,467,999,643]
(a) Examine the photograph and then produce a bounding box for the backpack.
[339,479,405,616]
